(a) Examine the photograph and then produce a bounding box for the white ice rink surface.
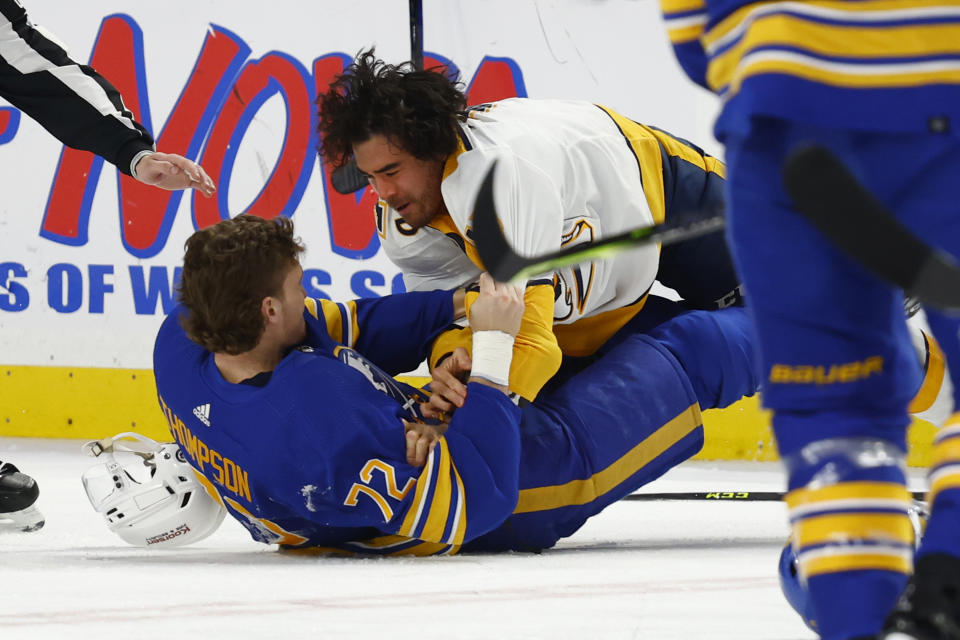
[1,438,824,640]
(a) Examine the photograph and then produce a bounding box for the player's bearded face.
[353,134,445,228]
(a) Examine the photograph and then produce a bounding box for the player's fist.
[422,347,472,420]
[468,272,524,336]
[403,420,445,467]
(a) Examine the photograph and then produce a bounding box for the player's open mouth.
[396,203,410,213]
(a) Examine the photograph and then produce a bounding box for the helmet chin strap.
[82,432,161,460]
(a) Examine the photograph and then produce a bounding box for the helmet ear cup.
[82,435,226,548]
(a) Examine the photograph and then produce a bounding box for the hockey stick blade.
[624,490,926,502]
[783,145,960,310]
[330,158,368,195]
[471,160,726,283]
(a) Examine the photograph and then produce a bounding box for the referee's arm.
[0,0,154,175]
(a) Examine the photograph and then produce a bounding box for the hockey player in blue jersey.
[660,2,960,638]
[151,214,762,556]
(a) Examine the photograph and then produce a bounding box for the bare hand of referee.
[135,152,216,196]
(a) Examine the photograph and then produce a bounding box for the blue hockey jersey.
[154,292,754,556]
[153,291,522,556]
[660,0,960,138]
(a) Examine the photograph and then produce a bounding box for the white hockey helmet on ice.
[81,432,226,548]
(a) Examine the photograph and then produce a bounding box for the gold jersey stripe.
[427,210,483,270]
[930,438,960,468]
[389,541,452,556]
[223,496,309,546]
[667,21,708,44]
[554,294,649,357]
[934,417,960,442]
[449,459,468,546]
[280,546,356,556]
[647,125,727,180]
[660,0,706,13]
[909,333,947,413]
[595,105,668,224]
[708,14,960,91]
[313,299,359,346]
[304,297,319,320]
[704,1,960,52]
[420,439,455,543]
[443,283,562,402]
[399,445,435,537]
[929,466,960,500]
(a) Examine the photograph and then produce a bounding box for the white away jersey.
[379,98,661,325]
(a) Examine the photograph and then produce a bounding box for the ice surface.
[0,438,835,639]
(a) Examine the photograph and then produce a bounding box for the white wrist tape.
[470,330,515,387]
[129,149,156,180]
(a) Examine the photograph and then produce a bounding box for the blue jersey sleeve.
[304,289,455,374]
[659,0,710,89]
[283,381,521,552]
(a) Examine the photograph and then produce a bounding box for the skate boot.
[881,553,960,640]
[0,461,44,532]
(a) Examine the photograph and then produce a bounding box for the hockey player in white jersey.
[318,50,738,403]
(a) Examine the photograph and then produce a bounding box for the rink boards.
[0,364,937,465]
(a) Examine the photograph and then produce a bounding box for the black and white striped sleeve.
[0,0,155,174]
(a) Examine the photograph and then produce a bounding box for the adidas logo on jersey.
[192,403,211,426]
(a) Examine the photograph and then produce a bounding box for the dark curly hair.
[177,215,305,354]
[317,48,467,168]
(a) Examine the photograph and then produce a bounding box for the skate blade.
[0,504,45,532]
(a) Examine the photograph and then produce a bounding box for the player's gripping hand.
[134,152,216,196]
[403,420,446,467]
[422,347,472,421]
[466,273,524,393]
[469,272,524,335]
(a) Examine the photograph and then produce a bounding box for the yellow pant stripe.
[514,403,702,513]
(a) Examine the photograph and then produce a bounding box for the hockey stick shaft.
[472,160,726,283]
[783,145,960,310]
[624,490,927,502]
[409,0,424,71]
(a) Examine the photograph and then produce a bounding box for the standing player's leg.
[725,119,921,640]
[879,132,960,639]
